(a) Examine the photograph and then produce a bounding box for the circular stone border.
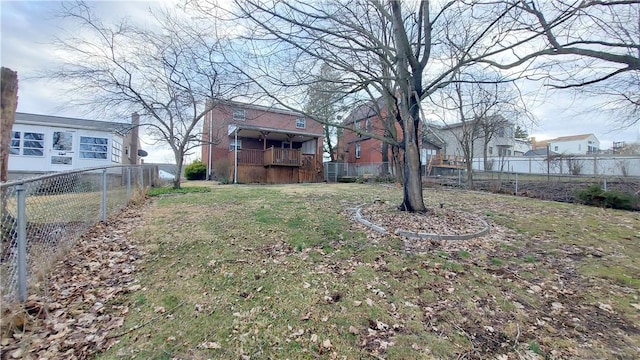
[353,204,490,240]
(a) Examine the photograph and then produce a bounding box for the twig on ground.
[107,300,186,340]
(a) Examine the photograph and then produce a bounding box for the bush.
[576,184,637,210]
[185,160,207,180]
[214,158,231,184]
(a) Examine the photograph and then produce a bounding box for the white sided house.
[533,134,600,155]
[8,113,140,179]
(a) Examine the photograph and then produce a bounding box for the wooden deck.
[426,155,465,175]
[229,147,302,167]
[227,148,321,183]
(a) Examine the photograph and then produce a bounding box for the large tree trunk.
[398,94,426,212]
[466,156,474,187]
[391,1,426,212]
[391,145,403,183]
[483,139,490,171]
[1,67,18,186]
[173,155,183,189]
[381,141,389,176]
[1,68,18,246]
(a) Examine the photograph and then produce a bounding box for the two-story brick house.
[201,101,324,183]
[337,98,402,164]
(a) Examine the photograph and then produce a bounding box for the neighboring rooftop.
[15,112,132,134]
[342,97,388,125]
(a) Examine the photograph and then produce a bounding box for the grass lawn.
[100,182,640,359]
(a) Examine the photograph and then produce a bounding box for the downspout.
[234,129,238,184]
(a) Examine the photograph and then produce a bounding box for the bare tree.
[189,0,637,211]
[304,63,346,162]
[48,1,247,188]
[483,1,640,128]
[429,69,526,185]
[1,67,18,248]
[1,68,18,186]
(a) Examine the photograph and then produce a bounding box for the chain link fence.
[324,162,397,182]
[1,165,158,303]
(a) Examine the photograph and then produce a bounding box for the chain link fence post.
[102,169,108,223]
[16,184,27,302]
[139,167,143,190]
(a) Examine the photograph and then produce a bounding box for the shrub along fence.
[0,165,158,303]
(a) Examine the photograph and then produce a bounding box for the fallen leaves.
[0,204,147,359]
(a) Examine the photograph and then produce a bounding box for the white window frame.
[11,131,45,157]
[355,120,361,130]
[10,131,20,155]
[365,118,371,131]
[80,136,109,160]
[355,143,361,159]
[229,139,242,151]
[112,139,123,163]
[296,117,306,129]
[233,109,246,121]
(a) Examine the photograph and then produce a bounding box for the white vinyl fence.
[473,155,640,177]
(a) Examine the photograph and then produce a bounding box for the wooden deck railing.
[229,147,302,167]
[234,149,263,165]
[264,147,301,166]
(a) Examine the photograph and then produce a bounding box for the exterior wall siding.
[9,123,124,174]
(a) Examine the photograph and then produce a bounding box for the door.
[50,130,75,170]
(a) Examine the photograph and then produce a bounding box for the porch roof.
[231,124,322,142]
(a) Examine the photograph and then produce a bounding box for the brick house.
[201,101,324,183]
[337,99,402,164]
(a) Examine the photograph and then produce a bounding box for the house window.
[51,156,72,165]
[52,131,73,151]
[229,139,242,151]
[112,139,123,163]
[80,136,108,159]
[10,131,45,156]
[554,146,558,151]
[233,109,245,121]
[488,146,493,155]
[10,131,20,155]
[497,127,505,137]
[355,120,361,130]
[23,132,45,156]
[296,118,306,129]
[301,140,316,155]
[355,143,361,159]
[365,118,371,131]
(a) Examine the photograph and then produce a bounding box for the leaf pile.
[0,204,147,359]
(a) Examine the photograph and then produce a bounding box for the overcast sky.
[2,1,639,164]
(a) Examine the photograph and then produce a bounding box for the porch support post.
[261,131,269,151]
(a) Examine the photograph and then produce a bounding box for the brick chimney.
[130,112,139,164]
